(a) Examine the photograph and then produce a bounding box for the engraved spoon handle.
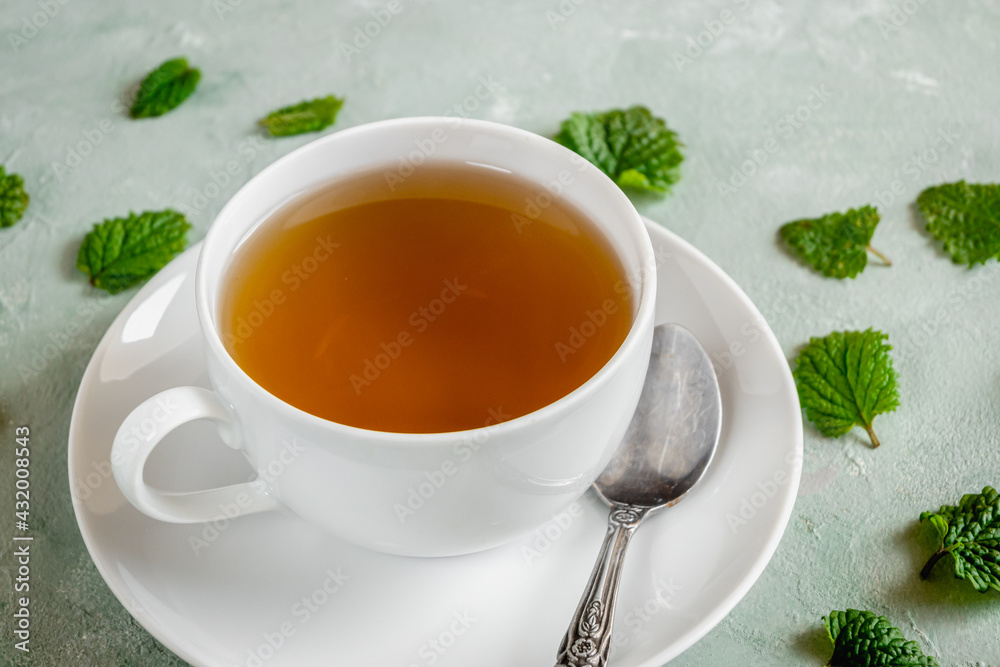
[554,504,649,667]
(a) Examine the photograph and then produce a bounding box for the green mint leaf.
[260,96,344,137]
[76,209,191,294]
[554,105,683,194]
[130,57,201,118]
[0,166,29,228]
[919,486,1000,593]
[780,205,890,279]
[917,181,1000,267]
[792,329,899,448]
[823,609,940,667]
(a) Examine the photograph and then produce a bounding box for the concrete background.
[1,0,999,664]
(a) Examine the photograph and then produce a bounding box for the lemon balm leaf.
[260,96,344,137]
[130,57,201,118]
[780,205,889,279]
[791,329,899,448]
[76,210,191,294]
[919,486,1000,593]
[823,609,940,667]
[555,106,683,194]
[0,166,29,228]
[917,181,1000,267]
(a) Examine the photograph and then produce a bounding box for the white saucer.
[69,217,802,667]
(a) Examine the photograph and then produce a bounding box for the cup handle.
[112,386,281,523]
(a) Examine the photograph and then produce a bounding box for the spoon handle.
[554,504,649,667]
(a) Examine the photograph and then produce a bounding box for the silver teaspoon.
[554,323,722,667]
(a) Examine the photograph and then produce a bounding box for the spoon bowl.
[594,323,722,507]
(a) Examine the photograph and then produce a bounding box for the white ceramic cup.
[111,117,656,557]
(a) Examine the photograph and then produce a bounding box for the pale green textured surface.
[2,0,1000,665]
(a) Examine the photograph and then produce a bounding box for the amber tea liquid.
[220,164,633,433]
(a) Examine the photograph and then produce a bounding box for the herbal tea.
[220,164,633,433]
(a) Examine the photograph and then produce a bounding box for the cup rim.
[196,116,656,444]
